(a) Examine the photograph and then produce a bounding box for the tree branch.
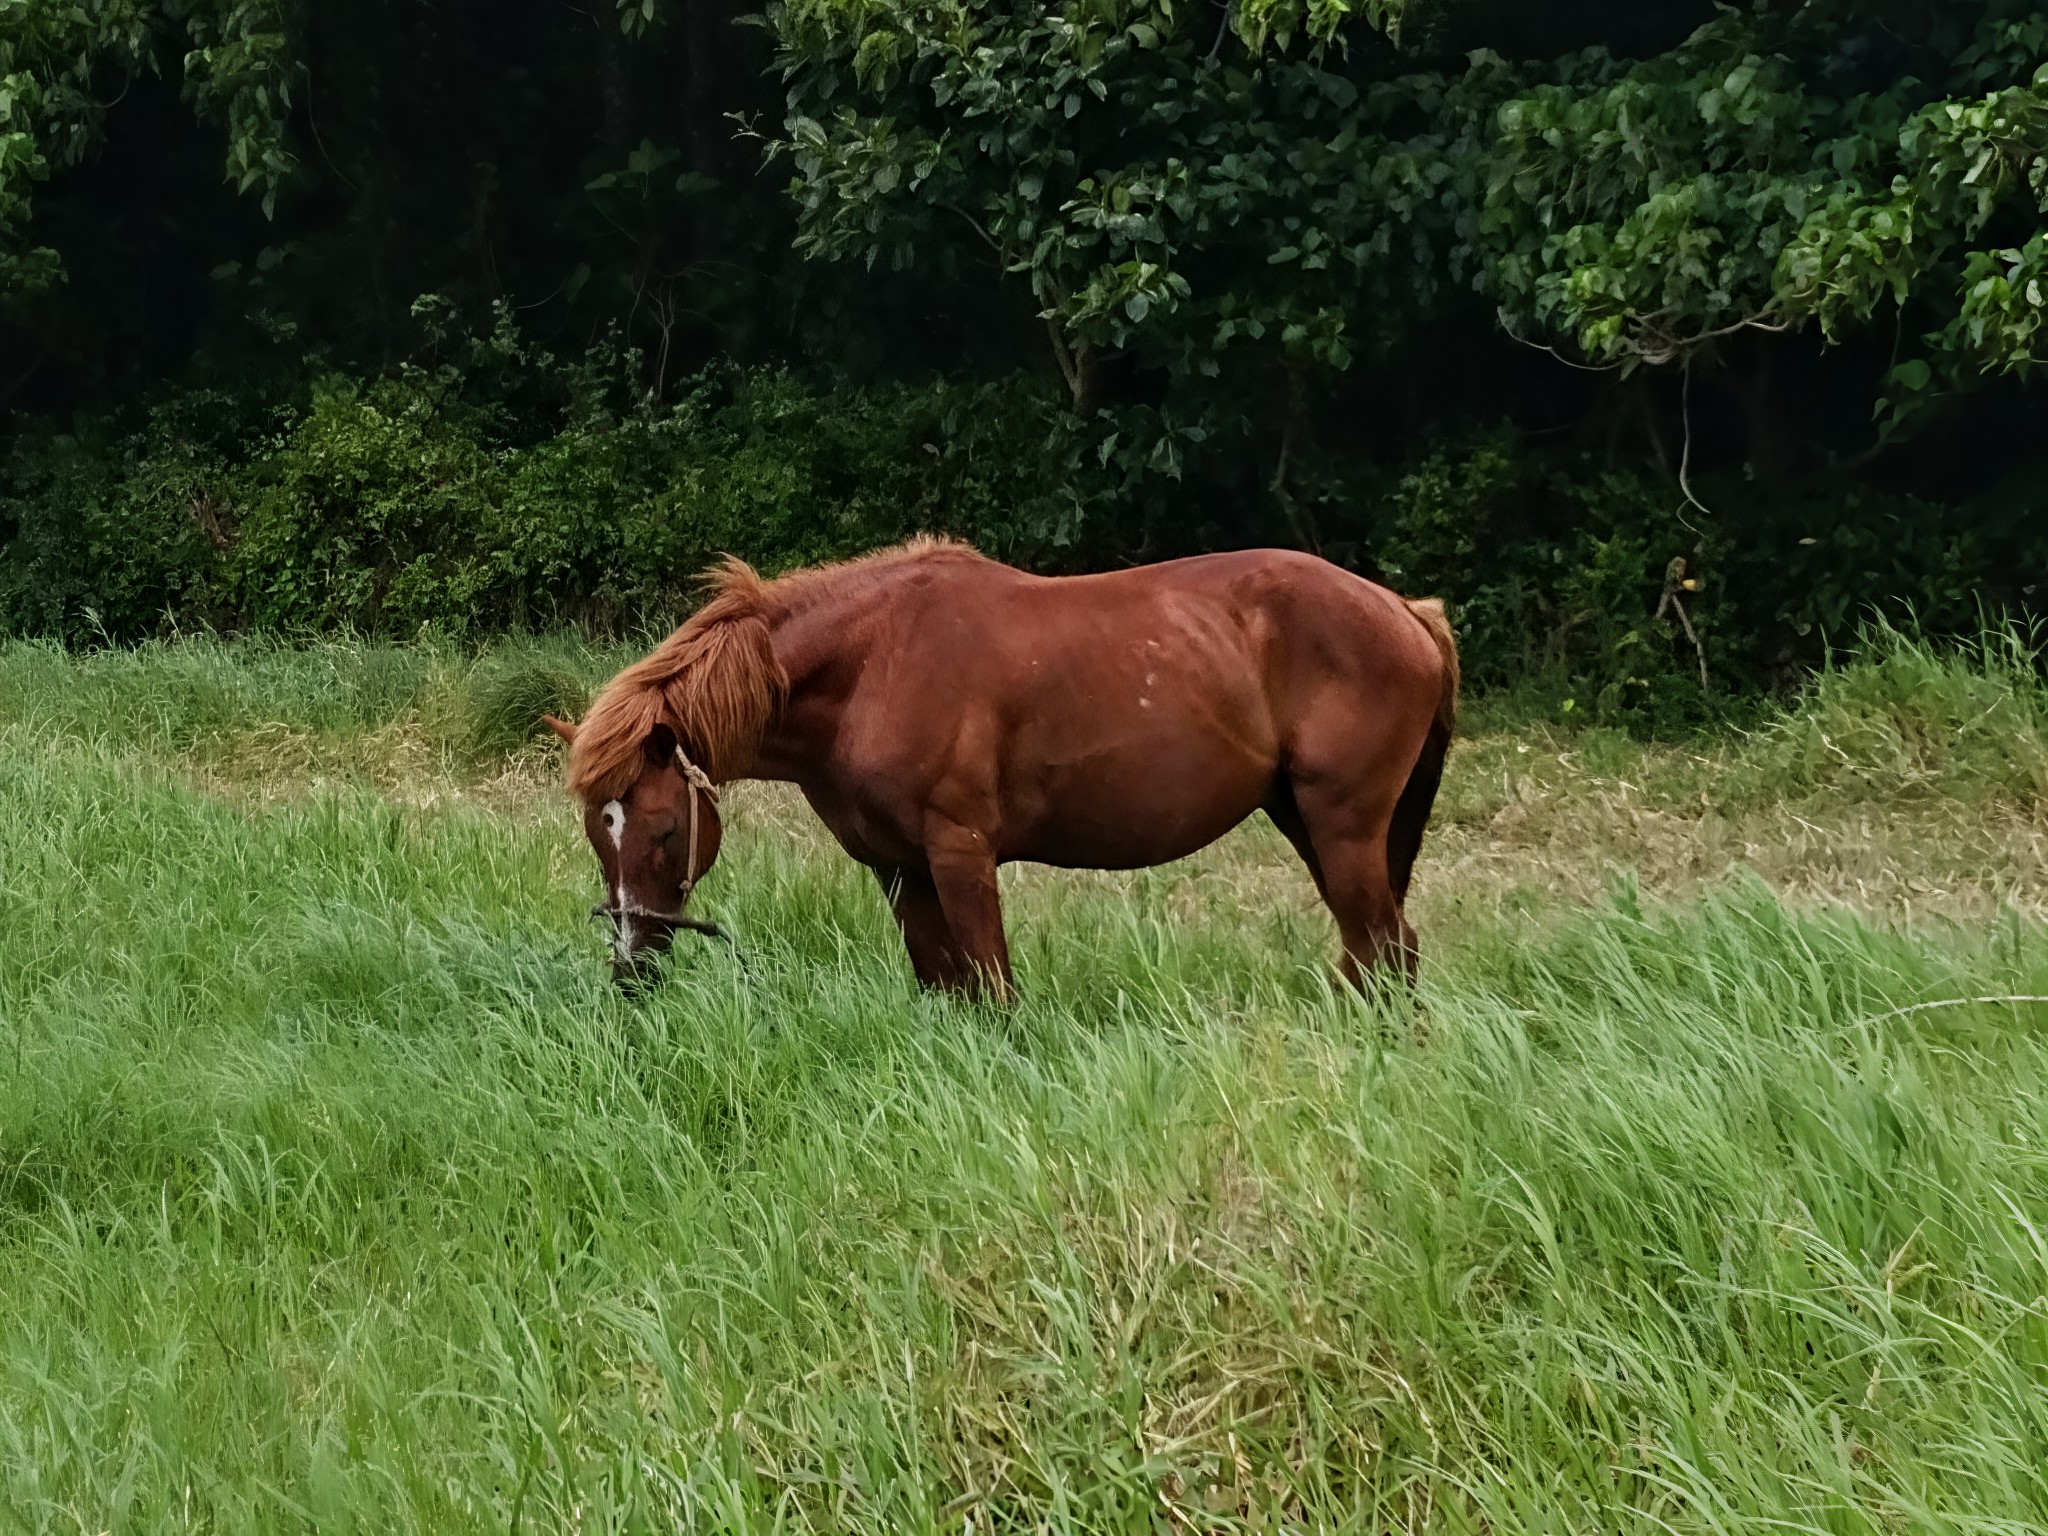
[1498,313,1623,373]
[1677,356,1713,527]
[1044,315,1094,411]
[1656,556,1710,692]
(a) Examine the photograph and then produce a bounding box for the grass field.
[3,630,2048,1533]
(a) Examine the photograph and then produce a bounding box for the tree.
[1469,6,2048,389]
[0,0,295,296]
[765,0,2048,426]
[766,0,1425,413]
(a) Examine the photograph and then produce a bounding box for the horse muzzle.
[590,902,731,989]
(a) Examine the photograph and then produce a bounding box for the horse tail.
[1387,596,1459,903]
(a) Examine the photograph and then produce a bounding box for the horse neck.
[747,569,899,783]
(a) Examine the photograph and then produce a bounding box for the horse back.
[863,546,1444,731]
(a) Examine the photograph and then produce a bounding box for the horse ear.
[542,714,578,745]
[642,721,679,766]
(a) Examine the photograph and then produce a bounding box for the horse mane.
[566,536,980,803]
[566,557,788,802]
[757,532,980,609]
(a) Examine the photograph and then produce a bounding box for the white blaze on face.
[601,799,635,959]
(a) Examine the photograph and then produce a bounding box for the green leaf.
[1891,359,1933,392]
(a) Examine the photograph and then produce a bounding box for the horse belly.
[985,580,1285,869]
[1009,719,1275,870]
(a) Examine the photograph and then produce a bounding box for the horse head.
[546,713,726,986]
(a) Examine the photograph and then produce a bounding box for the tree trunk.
[1736,332,1793,487]
[1628,372,1674,474]
[685,0,724,182]
[1046,316,1096,413]
[595,11,631,149]
[1269,364,1319,553]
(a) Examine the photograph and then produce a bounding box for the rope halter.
[590,745,721,930]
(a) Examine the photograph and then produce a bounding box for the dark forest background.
[2,0,2044,721]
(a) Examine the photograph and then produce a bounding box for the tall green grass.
[2,632,2046,1532]
[1733,619,2048,806]
[0,632,615,767]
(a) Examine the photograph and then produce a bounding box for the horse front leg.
[875,865,970,993]
[925,823,1015,1005]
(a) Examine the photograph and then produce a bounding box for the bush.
[0,416,231,641]
[3,307,2041,714]
[0,356,1099,644]
[459,643,596,759]
[1363,434,1723,728]
[1348,429,2048,727]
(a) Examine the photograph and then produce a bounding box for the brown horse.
[547,538,1458,997]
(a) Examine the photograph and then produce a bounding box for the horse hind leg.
[1330,839,1417,988]
[1264,776,1328,901]
[1282,764,1418,989]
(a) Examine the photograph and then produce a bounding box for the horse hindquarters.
[1278,597,1457,987]
[1386,597,1459,906]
